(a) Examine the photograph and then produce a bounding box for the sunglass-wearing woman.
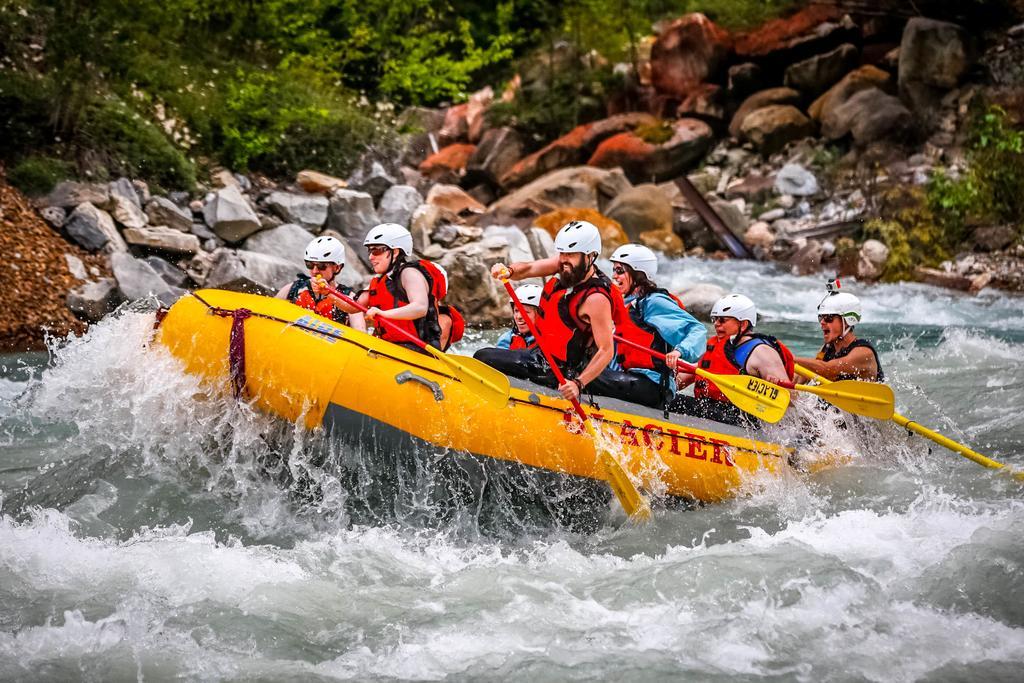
[276,236,366,332]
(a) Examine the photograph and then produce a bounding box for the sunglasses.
[366,245,391,256]
[305,261,336,271]
[612,265,628,276]
[818,314,839,323]
[710,316,736,325]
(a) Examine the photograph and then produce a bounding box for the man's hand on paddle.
[558,379,581,402]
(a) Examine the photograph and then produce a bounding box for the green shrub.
[7,156,73,196]
[864,187,952,281]
[635,120,674,145]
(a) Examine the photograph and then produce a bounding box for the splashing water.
[2,262,1023,680]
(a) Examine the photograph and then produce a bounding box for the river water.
[1,258,1022,681]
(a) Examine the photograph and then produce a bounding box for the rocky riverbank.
[1,6,1022,351]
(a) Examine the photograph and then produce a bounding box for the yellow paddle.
[775,377,895,420]
[613,335,791,423]
[795,363,1024,480]
[504,280,651,521]
[319,280,511,408]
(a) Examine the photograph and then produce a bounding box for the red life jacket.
[535,268,632,373]
[508,329,535,350]
[615,289,686,372]
[694,333,795,402]
[439,304,465,350]
[287,275,350,325]
[364,259,465,349]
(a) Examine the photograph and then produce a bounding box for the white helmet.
[610,244,659,279]
[514,283,543,307]
[304,235,346,266]
[711,294,757,327]
[363,222,413,257]
[554,220,602,256]
[818,291,862,328]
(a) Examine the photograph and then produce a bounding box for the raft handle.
[395,371,445,402]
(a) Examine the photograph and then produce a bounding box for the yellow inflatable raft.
[157,289,792,505]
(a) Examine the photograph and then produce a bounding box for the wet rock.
[438,238,511,327]
[265,191,329,232]
[326,189,379,251]
[898,18,976,122]
[466,127,524,189]
[425,184,486,216]
[202,186,261,244]
[378,185,424,229]
[783,43,859,97]
[809,65,891,122]
[110,251,178,303]
[774,164,819,196]
[822,87,913,145]
[123,226,202,255]
[419,143,476,182]
[143,256,190,288]
[481,225,534,263]
[604,184,674,240]
[740,105,814,155]
[677,282,726,319]
[649,13,731,98]
[65,203,127,253]
[296,170,347,194]
[244,223,316,271]
[857,239,889,280]
[146,197,193,233]
[348,160,396,202]
[973,225,1018,252]
[46,182,110,210]
[639,228,685,256]
[205,248,296,294]
[66,278,126,323]
[500,113,656,189]
[587,118,713,183]
[532,208,627,257]
[488,167,632,228]
[728,87,802,138]
[40,206,66,229]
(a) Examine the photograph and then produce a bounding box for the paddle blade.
[586,421,651,521]
[430,351,511,408]
[698,370,791,423]
[795,380,895,420]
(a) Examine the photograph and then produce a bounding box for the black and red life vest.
[694,333,795,402]
[287,275,350,325]
[364,259,464,350]
[615,289,688,373]
[507,330,535,350]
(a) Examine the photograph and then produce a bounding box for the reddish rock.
[650,14,732,98]
[809,65,891,121]
[739,105,814,155]
[734,5,844,58]
[728,87,802,138]
[437,103,469,146]
[425,184,486,216]
[587,118,713,183]
[466,86,494,143]
[500,113,657,189]
[297,170,347,194]
[533,207,627,257]
[419,144,477,181]
[466,127,524,189]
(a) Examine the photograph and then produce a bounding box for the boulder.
[419,143,476,182]
[677,282,726,319]
[972,225,1017,252]
[857,239,889,279]
[481,225,534,264]
[109,178,141,208]
[738,105,814,155]
[639,228,685,256]
[65,203,127,253]
[604,184,674,240]
[296,170,347,194]
[789,239,826,275]
[123,226,202,255]
[40,206,66,228]
[143,256,190,288]
[727,62,762,98]
[774,164,819,196]
[110,252,180,303]
[466,127,524,188]
[821,87,913,145]
[109,180,147,230]
[326,188,379,251]
[378,185,424,228]
[396,106,447,167]
[203,186,261,244]
[744,220,775,250]
[431,224,483,249]
[526,227,556,260]
[898,18,976,120]
[244,223,316,270]
[501,112,657,188]
[465,86,494,143]
[649,13,731,98]
[809,65,891,122]
[783,43,859,97]
[265,191,329,232]
[64,253,88,281]
[348,160,397,202]
[438,103,470,146]
[205,248,297,294]
[66,278,126,323]
[587,118,714,183]
[488,167,632,228]
[410,204,462,252]
[146,196,193,233]
[46,182,110,210]
[425,184,486,216]
[532,208,627,257]
[728,87,802,138]
[438,238,511,327]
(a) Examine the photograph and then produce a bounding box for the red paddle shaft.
[317,279,428,352]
